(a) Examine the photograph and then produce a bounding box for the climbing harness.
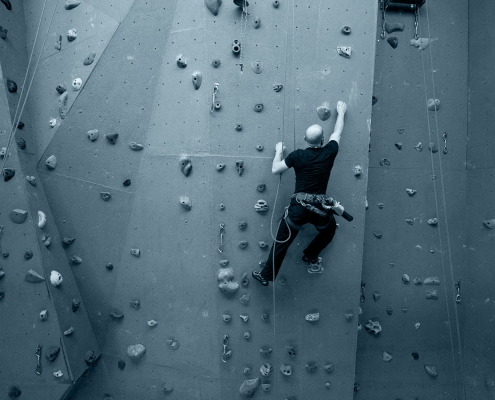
[291,192,353,221]
[380,0,424,40]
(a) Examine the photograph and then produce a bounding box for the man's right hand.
[275,142,286,154]
[337,101,347,115]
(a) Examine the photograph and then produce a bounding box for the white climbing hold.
[353,165,362,176]
[45,155,57,170]
[427,98,440,111]
[50,271,63,287]
[53,370,64,378]
[39,309,48,320]
[410,37,432,51]
[49,118,57,127]
[305,312,319,322]
[38,211,46,228]
[415,322,421,329]
[406,188,417,196]
[337,46,352,58]
[87,129,99,141]
[67,28,77,42]
[72,78,82,90]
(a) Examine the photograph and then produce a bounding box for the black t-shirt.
[284,140,339,194]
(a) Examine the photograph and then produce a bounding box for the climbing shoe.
[302,255,319,264]
[252,271,269,286]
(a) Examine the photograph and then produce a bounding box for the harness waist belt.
[291,192,331,217]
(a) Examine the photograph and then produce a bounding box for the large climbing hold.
[483,219,495,229]
[45,155,57,170]
[72,77,82,90]
[385,22,405,33]
[239,378,260,398]
[192,71,202,90]
[316,102,331,121]
[218,267,239,294]
[179,156,192,176]
[127,344,146,359]
[59,92,68,119]
[254,199,268,213]
[7,386,21,398]
[9,209,28,224]
[387,37,398,49]
[205,0,222,16]
[3,168,15,181]
[50,271,63,287]
[1,0,12,10]
[410,37,431,51]
[7,79,17,93]
[25,270,45,283]
[64,0,81,9]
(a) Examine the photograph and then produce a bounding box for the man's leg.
[302,214,337,261]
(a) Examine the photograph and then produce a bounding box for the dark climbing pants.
[260,200,337,281]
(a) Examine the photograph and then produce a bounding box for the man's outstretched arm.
[272,142,289,174]
[328,101,347,144]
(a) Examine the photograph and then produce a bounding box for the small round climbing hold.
[254,199,269,212]
[341,25,351,34]
[402,274,410,284]
[252,17,261,29]
[100,192,111,201]
[192,71,202,90]
[306,361,318,372]
[239,240,248,249]
[147,319,158,327]
[285,345,296,357]
[424,365,438,377]
[239,293,250,305]
[106,262,114,271]
[3,168,15,181]
[272,0,279,7]
[353,165,362,176]
[211,59,221,68]
[273,84,283,92]
[9,209,28,224]
[72,298,80,312]
[261,313,269,322]
[130,300,140,309]
[56,84,66,94]
[427,98,440,111]
[163,382,174,394]
[254,103,263,112]
[235,123,243,131]
[67,28,77,41]
[110,308,124,319]
[45,155,57,170]
[24,249,33,259]
[222,314,231,322]
[87,129,99,141]
[379,158,390,166]
[238,221,247,230]
[243,331,251,339]
[49,118,57,127]
[219,203,225,210]
[72,77,82,90]
[123,179,131,187]
[26,175,37,186]
[258,241,268,249]
[216,163,225,171]
[166,338,180,350]
[176,54,187,68]
[257,184,266,192]
[255,145,264,151]
[372,96,378,105]
[0,26,7,40]
[214,101,221,110]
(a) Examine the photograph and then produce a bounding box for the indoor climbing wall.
[355,0,468,398]
[28,0,378,399]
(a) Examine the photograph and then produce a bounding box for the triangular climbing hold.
[25,269,45,283]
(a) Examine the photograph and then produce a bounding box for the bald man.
[253,101,347,286]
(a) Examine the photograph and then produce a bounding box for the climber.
[252,101,347,286]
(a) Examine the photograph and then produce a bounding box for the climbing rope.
[1,0,59,174]
[420,5,465,398]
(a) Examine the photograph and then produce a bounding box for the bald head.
[305,124,323,145]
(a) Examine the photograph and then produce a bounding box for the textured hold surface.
[130,248,140,257]
[83,51,97,65]
[402,274,410,284]
[59,92,69,119]
[50,271,63,287]
[9,209,28,224]
[127,344,146,359]
[427,98,441,111]
[192,71,202,89]
[426,290,438,300]
[385,21,404,33]
[410,37,431,50]
[25,269,45,283]
[38,210,46,228]
[55,34,62,50]
[365,320,381,335]
[45,155,57,170]
[353,165,362,176]
[239,293,250,305]
[273,84,283,92]
[305,312,319,322]
[64,0,81,9]
[180,156,192,176]
[204,0,222,16]
[239,378,260,398]
[254,199,269,212]
[254,103,263,112]
[342,25,351,34]
[85,350,96,365]
[26,175,37,186]
[179,196,192,210]
[406,188,417,196]
[128,142,144,151]
[316,102,331,121]
[163,382,174,394]
[166,339,180,350]
[87,129,99,141]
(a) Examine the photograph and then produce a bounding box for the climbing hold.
[46,345,61,362]
[255,145,264,151]
[50,271,63,287]
[179,156,192,176]
[63,327,74,336]
[0,268,3,280]
[284,345,296,357]
[49,118,57,127]
[252,17,261,29]
[219,260,229,267]
[100,192,111,201]
[127,344,146,359]
[55,83,67,95]
[205,0,222,15]
[424,365,438,377]
[1,252,7,258]
[365,319,382,335]
[7,79,17,93]
[106,133,118,144]
[55,34,62,50]
[305,312,319,322]
[373,291,381,301]
[337,46,352,58]
[86,129,99,141]
[342,25,351,34]
[163,382,174,394]
[306,361,317,372]
[16,138,26,149]
[9,209,28,224]
[116,360,126,370]
[410,352,419,360]
[316,102,331,121]
[427,218,438,226]
[254,199,269,212]
[402,274,410,284]
[385,22,405,33]
[7,386,21,398]
[251,60,263,73]
[0,26,7,40]
[424,277,440,285]
[62,237,75,246]
[280,364,292,376]
[239,378,260,398]
[24,249,33,260]
[222,314,231,322]
[235,123,243,131]
[405,218,414,225]
[72,298,80,312]
[218,267,239,294]
[0,147,6,158]
[382,351,393,362]
[377,202,384,209]
[483,219,495,229]
[414,142,423,151]
[39,310,48,320]
[67,29,77,42]
[258,241,268,249]
[64,0,81,9]
[240,314,249,322]
[129,142,144,151]
[176,54,187,68]
[180,196,192,211]
[192,71,202,90]
[243,331,251,339]
[26,175,37,186]
[410,37,431,51]
[387,37,398,48]
[83,51,96,65]
[211,59,221,68]
[216,163,225,171]
[72,77,82,90]
[254,103,263,112]
[233,0,248,6]
[219,203,225,211]
[42,234,52,247]
[426,290,438,300]
[166,339,180,350]
[239,293,250,305]
[25,269,45,283]
[413,277,422,285]
[257,183,266,192]
[386,307,393,315]
[324,362,334,373]
[261,313,269,322]
[373,232,382,239]
[272,0,279,7]
[129,300,140,309]
[130,248,140,257]
[372,96,378,105]
[406,188,417,196]
[104,262,113,271]
[353,165,362,176]
[84,350,96,365]
[45,155,57,170]
[427,98,440,111]
[17,122,24,129]
[260,362,273,376]
[428,142,438,153]
[379,158,390,166]
[147,319,158,327]
[415,322,421,329]
[38,211,47,228]
[71,255,83,264]
[235,160,244,175]
[273,84,283,92]
[238,221,247,230]
[123,178,131,186]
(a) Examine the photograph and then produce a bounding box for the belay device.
[380,0,426,40]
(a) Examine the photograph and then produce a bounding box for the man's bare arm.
[272,142,289,174]
[328,101,347,144]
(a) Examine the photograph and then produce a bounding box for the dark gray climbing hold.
[192,71,202,90]
[25,270,45,283]
[257,184,266,192]
[46,346,60,362]
[254,103,263,112]
[87,129,99,141]
[71,255,83,264]
[65,0,81,9]
[72,298,80,312]
[385,22,405,33]
[56,83,66,94]
[24,249,33,260]
[424,365,438,377]
[272,0,279,7]
[0,26,8,40]
[3,168,15,181]
[373,232,382,239]
[9,209,28,224]
[241,272,249,286]
[128,142,144,151]
[232,40,241,55]
[235,123,242,131]
[251,60,263,73]
[130,300,140,309]
[205,0,222,15]
[233,0,248,6]
[316,102,331,121]
[2,252,8,258]
[255,145,264,151]
[8,386,21,398]
[106,133,118,144]
[236,160,244,175]
[238,221,247,230]
[123,179,131,186]
[16,138,26,149]
[110,308,124,319]
[176,54,187,68]
[427,98,440,111]
[7,79,17,93]
[387,37,398,49]
[67,29,77,42]
[426,290,438,300]
[84,350,96,365]
[17,121,24,129]
[395,142,402,150]
[55,34,62,50]
[45,155,57,170]
[373,291,381,301]
[100,192,111,201]
[252,17,261,29]
[386,307,393,315]
[306,361,317,372]
[273,84,283,92]
[0,268,4,279]
[239,293,250,305]
[62,237,75,246]
[83,51,96,65]
[211,59,221,68]
[379,158,390,166]
[258,241,268,249]
[180,156,192,176]
[180,196,192,210]
[341,25,351,34]
[428,142,438,153]
[106,262,113,270]
[372,96,378,105]
[0,291,4,299]
[163,383,174,394]
[59,92,68,119]
[286,345,296,357]
[118,360,126,370]
[239,240,248,249]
